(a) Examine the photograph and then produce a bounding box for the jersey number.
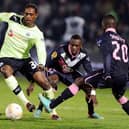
[29,61,37,69]
[112,41,128,63]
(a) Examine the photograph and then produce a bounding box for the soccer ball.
[5,103,23,120]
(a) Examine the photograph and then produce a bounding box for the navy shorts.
[47,68,81,86]
[112,75,128,99]
[47,68,105,88]
[0,57,38,79]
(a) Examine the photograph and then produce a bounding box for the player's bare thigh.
[32,71,51,90]
[0,65,14,78]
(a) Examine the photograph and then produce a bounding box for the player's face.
[23,7,38,27]
[69,39,82,56]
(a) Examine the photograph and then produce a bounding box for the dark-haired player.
[97,14,129,115]
[0,3,55,112]
[33,34,104,119]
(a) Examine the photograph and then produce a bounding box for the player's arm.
[26,81,35,96]
[51,48,72,73]
[35,32,47,67]
[82,53,93,73]
[0,12,16,22]
[98,38,113,87]
[100,40,112,78]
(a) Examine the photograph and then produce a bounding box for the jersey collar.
[105,28,116,33]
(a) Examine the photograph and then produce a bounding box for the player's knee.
[36,78,51,90]
[0,65,14,78]
[74,77,84,87]
[48,74,59,84]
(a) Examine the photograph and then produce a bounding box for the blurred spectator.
[62,15,85,42]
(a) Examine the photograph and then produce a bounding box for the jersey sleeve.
[50,48,66,66]
[82,53,92,73]
[97,36,112,77]
[0,12,15,22]
[34,32,47,66]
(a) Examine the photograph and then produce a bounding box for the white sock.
[5,75,30,105]
[44,87,55,99]
[50,108,58,115]
[44,87,58,115]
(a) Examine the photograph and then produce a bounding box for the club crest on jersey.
[51,51,57,59]
[26,33,30,36]
[8,29,14,37]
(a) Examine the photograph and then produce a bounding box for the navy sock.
[86,97,94,115]
[122,100,129,115]
[37,102,43,111]
[50,88,73,109]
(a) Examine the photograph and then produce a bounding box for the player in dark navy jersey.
[38,15,129,117]
[97,14,129,115]
[32,34,104,119]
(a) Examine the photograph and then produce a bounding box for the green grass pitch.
[0,75,129,129]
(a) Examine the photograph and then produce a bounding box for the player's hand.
[83,83,98,105]
[88,95,98,105]
[62,65,73,73]
[89,89,98,105]
[26,82,35,96]
[37,64,47,71]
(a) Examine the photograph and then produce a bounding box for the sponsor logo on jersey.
[8,29,14,37]
[26,33,30,36]
[51,51,57,59]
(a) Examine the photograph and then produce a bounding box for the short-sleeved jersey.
[97,28,129,77]
[0,12,46,65]
[46,42,92,75]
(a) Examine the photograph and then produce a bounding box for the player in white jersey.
[0,3,55,112]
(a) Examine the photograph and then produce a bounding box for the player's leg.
[24,66,60,119]
[83,69,104,119]
[23,59,61,118]
[22,58,55,100]
[34,73,61,120]
[38,77,84,112]
[85,94,103,119]
[38,70,103,113]
[0,60,35,112]
[112,76,129,115]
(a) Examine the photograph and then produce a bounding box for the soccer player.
[38,15,129,117]
[33,34,104,119]
[96,14,129,115]
[0,3,54,112]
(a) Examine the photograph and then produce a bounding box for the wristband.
[91,90,96,95]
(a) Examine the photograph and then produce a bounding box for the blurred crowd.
[0,0,129,49]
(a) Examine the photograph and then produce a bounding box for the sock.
[44,87,58,115]
[50,109,58,115]
[86,97,94,115]
[118,96,128,104]
[37,101,43,111]
[50,83,79,109]
[122,100,129,115]
[5,75,30,105]
[44,87,54,99]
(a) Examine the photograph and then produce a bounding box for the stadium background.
[0,0,129,68]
